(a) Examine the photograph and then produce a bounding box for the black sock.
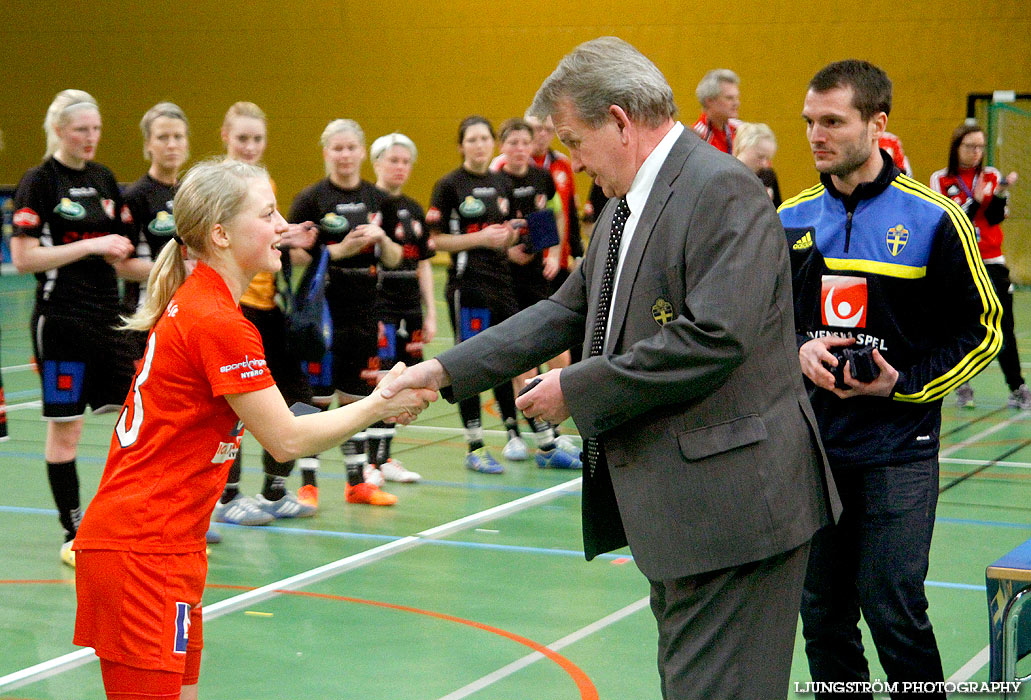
[299,457,319,487]
[526,413,557,450]
[367,421,392,465]
[262,474,287,501]
[342,434,368,487]
[46,460,80,540]
[460,399,484,452]
[494,382,519,438]
[221,452,243,503]
[261,451,293,500]
[373,425,395,464]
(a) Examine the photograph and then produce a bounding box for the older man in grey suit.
[384,37,838,699]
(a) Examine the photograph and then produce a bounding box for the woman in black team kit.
[289,119,403,506]
[427,116,525,474]
[368,132,434,484]
[494,118,581,470]
[10,90,139,567]
[122,102,190,360]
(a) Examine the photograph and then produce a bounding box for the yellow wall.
[1,1,1029,228]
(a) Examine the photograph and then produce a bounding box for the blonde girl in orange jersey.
[213,102,321,525]
[72,159,434,700]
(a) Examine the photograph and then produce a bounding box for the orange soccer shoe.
[297,484,319,509]
[345,482,398,506]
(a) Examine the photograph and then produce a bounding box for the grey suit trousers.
[650,541,811,700]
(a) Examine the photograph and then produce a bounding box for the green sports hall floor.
[2,265,1031,700]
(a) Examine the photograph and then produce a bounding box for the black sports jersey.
[122,174,177,314]
[426,167,514,291]
[288,178,384,318]
[13,157,132,320]
[377,192,433,315]
[124,174,176,262]
[499,165,556,287]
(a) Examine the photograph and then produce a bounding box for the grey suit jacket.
[438,129,839,580]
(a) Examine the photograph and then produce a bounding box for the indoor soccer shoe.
[536,448,583,470]
[553,434,581,456]
[213,493,274,526]
[502,436,531,461]
[1008,384,1031,410]
[465,447,504,474]
[379,458,421,483]
[955,383,975,409]
[60,540,76,568]
[363,463,386,487]
[254,492,317,519]
[345,482,398,506]
[297,484,319,509]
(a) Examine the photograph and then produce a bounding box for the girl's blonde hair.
[44,89,99,159]
[222,101,266,131]
[123,158,268,331]
[732,122,776,158]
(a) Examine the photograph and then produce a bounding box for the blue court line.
[0,450,560,495]
[937,516,1031,530]
[0,508,984,591]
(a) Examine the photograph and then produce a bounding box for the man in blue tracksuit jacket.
[780,60,1001,699]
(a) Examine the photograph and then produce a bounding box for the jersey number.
[115,332,156,448]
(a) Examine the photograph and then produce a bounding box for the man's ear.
[869,112,888,144]
[609,105,633,143]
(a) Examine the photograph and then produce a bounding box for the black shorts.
[240,305,313,407]
[31,310,136,420]
[377,310,426,368]
[510,265,550,311]
[446,283,519,344]
[305,317,380,400]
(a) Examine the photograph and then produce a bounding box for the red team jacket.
[930,166,1008,260]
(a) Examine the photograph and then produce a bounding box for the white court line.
[6,400,41,412]
[940,411,1030,458]
[0,477,583,692]
[943,457,1031,470]
[0,363,35,373]
[403,424,581,440]
[437,596,651,700]
[948,646,991,684]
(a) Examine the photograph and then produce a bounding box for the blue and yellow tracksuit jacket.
[779,153,1001,467]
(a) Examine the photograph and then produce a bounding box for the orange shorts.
[74,549,206,675]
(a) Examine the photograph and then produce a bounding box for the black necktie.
[585,196,630,476]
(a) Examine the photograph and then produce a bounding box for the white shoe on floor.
[379,458,421,483]
[502,436,531,461]
[363,463,386,487]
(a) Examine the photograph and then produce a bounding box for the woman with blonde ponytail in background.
[72,158,435,700]
[10,89,140,567]
[214,101,321,526]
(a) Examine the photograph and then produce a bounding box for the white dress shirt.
[605,121,685,342]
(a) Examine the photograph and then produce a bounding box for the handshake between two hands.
[375,360,571,425]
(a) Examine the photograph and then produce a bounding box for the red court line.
[0,580,599,700]
[211,584,599,700]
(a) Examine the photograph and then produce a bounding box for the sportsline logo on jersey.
[219,356,267,380]
[821,275,867,328]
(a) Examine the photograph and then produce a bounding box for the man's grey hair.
[695,69,740,106]
[529,37,677,129]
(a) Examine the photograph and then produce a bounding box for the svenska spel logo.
[821,275,867,328]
